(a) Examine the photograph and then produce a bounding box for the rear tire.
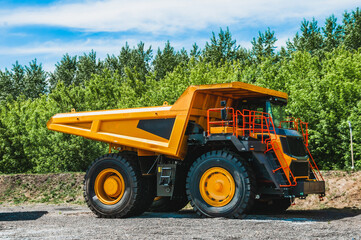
[186,150,255,218]
[149,197,189,212]
[83,153,154,218]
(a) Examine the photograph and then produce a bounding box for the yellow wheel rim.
[154,196,162,201]
[94,168,125,205]
[199,167,235,207]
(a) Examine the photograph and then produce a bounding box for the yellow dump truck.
[47,82,325,218]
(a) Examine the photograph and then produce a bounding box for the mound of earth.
[291,171,361,210]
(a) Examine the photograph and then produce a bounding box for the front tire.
[84,153,154,218]
[186,150,255,218]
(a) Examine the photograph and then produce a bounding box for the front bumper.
[291,180,326,197]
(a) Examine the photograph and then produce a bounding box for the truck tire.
[186,150,255,218]
[252,198,292,214]
[149,197,189,212]
[83,153,154,218]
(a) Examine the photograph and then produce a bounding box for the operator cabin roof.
[180,82,288,100]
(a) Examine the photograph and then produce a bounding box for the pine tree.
[190,43,201,59]
[203,27,239,64]
[10,61,25,95]
[179,48,189,65]
[0,69,15,102]
[251,28,277,62]
[0,60,46,100]
[286,33,300,54]
[104,54,120,74]
[322,15,343,52]
[116,42,152,82]
[23,59,47,98]
[153,41,184,80]
[343,8,361,50]
[294,18,324,55]
[235,47,251,65]
[49,54,77,90]
[76,50,103,86]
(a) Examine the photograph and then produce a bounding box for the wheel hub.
[103,176,122,197]
[214,181,223,192]
[94,168,125,205]
[199,167,235,207]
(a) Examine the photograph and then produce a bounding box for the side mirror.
[220,100,227,120]
[221,108,227,120]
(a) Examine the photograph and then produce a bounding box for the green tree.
[0,69,14,102]
[76,50,103,85]
[49,54,77,90]
[104,42,152,82]
[190,43,201,59]
[203,27,239,64]
[49,51,102,90]
[104,54,120,74]
[23,59,48,98]
[179,48,189,65]
[0,99,33,173]
[251,28,277,62]
[322,15,343,52]
[153,41,184,80]
[289,18,324,55]
[0,60,47,100]
[343,8,361,50]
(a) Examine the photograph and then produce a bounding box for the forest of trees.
[1,8,361,173]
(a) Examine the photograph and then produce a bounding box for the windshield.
[266,101,287,128]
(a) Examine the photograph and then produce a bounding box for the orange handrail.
[269,140,297,187]
[207,107,236,136]
[280,118,309,146]
[306,147,324,181]
[235,109,277,145]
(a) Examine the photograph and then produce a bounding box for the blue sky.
[0,0,359,72]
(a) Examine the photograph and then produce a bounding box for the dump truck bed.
[47,82,288,159]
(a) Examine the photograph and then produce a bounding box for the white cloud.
[0,36,208,56]
[0,36,209,71]
[0,38,141,55]
[0,0,359,34]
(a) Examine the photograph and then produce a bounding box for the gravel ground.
[0,204,360,239]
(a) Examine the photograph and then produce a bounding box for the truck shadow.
[0,211,48,221]
[139,208,361,222]
[254,208,361,222]
[140,210,198,219]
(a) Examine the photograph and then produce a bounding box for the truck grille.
[290,160,309,177]
[280,136,307,157]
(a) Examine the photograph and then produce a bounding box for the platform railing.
[279,118,322,181]
[206,107,236,136]
[280,117,309,146]
[306,147,324,182]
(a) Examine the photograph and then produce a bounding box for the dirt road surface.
[0,204,360,239]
